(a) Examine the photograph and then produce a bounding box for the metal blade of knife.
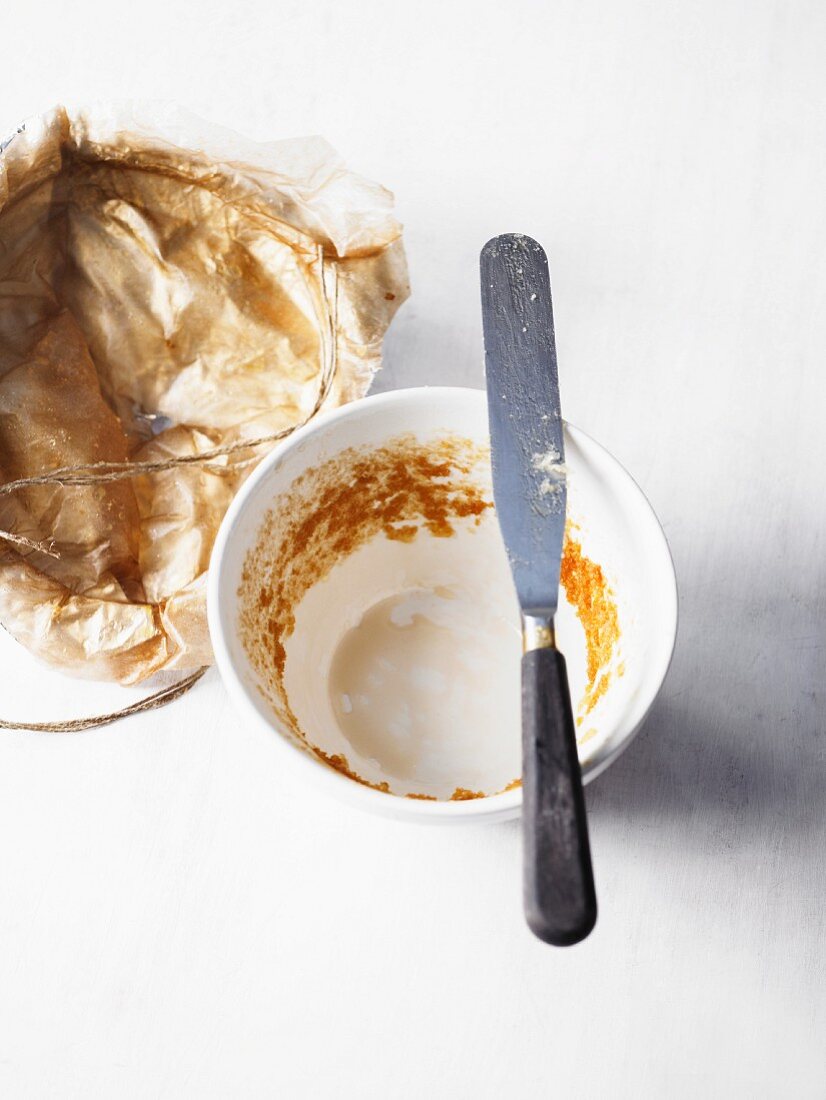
[480,233,565,623]
[481,234,597,948]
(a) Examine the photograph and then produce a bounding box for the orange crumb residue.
[242,434,492,698]
[240,434,494,800]
[311,747,390,794]
[239,435,622,800]
[501,778,522,792]
[560,530,621,719]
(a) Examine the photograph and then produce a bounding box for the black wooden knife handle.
[522,646,597,946]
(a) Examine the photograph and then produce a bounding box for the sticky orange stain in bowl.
[240,436,621,798]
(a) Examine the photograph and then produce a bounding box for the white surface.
[1,1,825,1097]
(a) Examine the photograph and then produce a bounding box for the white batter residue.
[328,587,520,784]
[532,446,567,498]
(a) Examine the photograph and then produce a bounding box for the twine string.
[0,667,208,732]
[0,259,339,732]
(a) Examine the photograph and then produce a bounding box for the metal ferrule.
[522,613,556,653]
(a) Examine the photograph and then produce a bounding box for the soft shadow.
[494,690,811,847]
[370,311,484,394]
[496,546,826,845]
[586,578,826,843]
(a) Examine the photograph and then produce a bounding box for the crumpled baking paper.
[0,104,408,683]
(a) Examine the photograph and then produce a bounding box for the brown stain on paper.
[239,434,621,801]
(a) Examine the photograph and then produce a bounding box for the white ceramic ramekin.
[207,387,677,823]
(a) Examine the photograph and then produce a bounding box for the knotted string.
[0,261,339,731]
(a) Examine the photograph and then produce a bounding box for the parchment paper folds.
[0,105,408,683]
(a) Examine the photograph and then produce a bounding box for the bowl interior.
[210,388,676,816]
